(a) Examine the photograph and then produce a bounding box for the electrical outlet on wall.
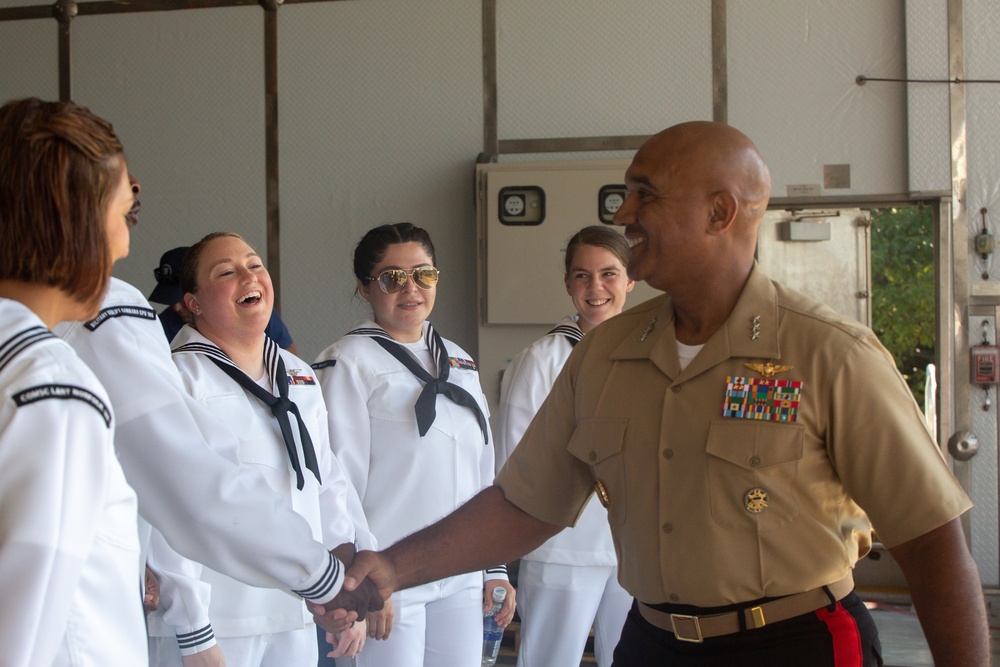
[498,186,545,225]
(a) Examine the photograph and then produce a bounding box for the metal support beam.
[263,3,282,312]
[482,0,498,158]
[53,0,76,102]
[948,0,972,544]
[711,0,727,124]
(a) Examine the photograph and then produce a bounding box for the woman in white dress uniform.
[496,225,635,667]
[146,232,372,667]
[313,223,515,667]
[0,98,146,666]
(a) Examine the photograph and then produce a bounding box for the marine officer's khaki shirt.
[495,265,971,607]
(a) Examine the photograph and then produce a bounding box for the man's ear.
[709,191,739,234]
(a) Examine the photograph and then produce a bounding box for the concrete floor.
[866,598,1000,667]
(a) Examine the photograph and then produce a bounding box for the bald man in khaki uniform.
[322,122,989,666]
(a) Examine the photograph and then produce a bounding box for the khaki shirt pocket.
[706,419,804,532]
[567,418,628,526]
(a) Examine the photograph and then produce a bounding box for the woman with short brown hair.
[0,97,144,666]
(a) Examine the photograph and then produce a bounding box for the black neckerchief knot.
[370,323,488,444]
[207,344,321,490]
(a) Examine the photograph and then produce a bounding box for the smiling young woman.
[496,225,634,667]
[312,222,514,667]
[145,231,375,666]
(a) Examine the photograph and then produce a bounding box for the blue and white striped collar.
[172,325,284,394]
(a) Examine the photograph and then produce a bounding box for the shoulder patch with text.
[84,305,157,331]
[14,383,112,427]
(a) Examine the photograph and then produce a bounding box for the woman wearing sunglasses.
[0,98,145,665]
[313,222,514,667]
[146,231,373,667]
[496,225,635,667]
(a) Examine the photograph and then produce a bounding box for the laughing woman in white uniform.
[497,225,635,667]
[313,223,515,667]
[146,232,373,667]
[0,98,146,666]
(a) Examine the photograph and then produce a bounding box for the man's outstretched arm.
[347,485,560,601]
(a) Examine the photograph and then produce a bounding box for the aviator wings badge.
[745,361,793,378]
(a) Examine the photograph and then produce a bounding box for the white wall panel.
[729,0,907,197]
[968,315,999,585]
[965,0,1000,277]
[905,0,951,193]
[70,7,266,308]
[0,19,58,102]
[964,0,1000,584]
[496,0,713,139]
[279,0,482,360]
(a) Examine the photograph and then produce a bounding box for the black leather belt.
[638,573,854,643]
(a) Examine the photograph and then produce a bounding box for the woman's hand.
[367,596,394,640]
[484,579,516,628]
[143,566,160,614]
[181,645,226,667]
[326,619,366,658]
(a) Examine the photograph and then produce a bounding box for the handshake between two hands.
[307,548,393,636]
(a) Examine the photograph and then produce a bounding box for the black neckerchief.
[175,335,321,490]
[360,323,488,444]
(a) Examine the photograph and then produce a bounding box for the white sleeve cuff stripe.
[293,552,343,601]
[176,624,214,651]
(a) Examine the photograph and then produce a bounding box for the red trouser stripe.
[814,602,863,667]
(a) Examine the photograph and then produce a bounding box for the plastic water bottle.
[482,586,507,667]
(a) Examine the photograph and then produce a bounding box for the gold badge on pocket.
[744,487,768,513]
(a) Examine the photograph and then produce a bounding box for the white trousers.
[516,560,631,667]
[356,572,482,667]
[148,625,316,667]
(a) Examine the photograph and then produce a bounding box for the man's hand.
[331,542,356,569]
[343,549,398,602]
[143,565,160,614]
[308,573,384,634]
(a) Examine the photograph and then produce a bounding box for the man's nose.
[613,192,636,226]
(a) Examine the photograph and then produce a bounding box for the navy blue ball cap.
[148,246,189,305]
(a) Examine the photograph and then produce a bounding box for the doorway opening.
[870,205,936,408]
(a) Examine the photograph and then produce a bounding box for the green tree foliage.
[870,206,935,406]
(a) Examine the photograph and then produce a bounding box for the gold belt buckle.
[749,605,766,628]
[669,613,704,643]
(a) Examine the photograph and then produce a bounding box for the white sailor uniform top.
[313,320,507,583]
[57,278,345,652]
[151,324,373,638]
[497,316,617,567]
[1,298,146,666]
